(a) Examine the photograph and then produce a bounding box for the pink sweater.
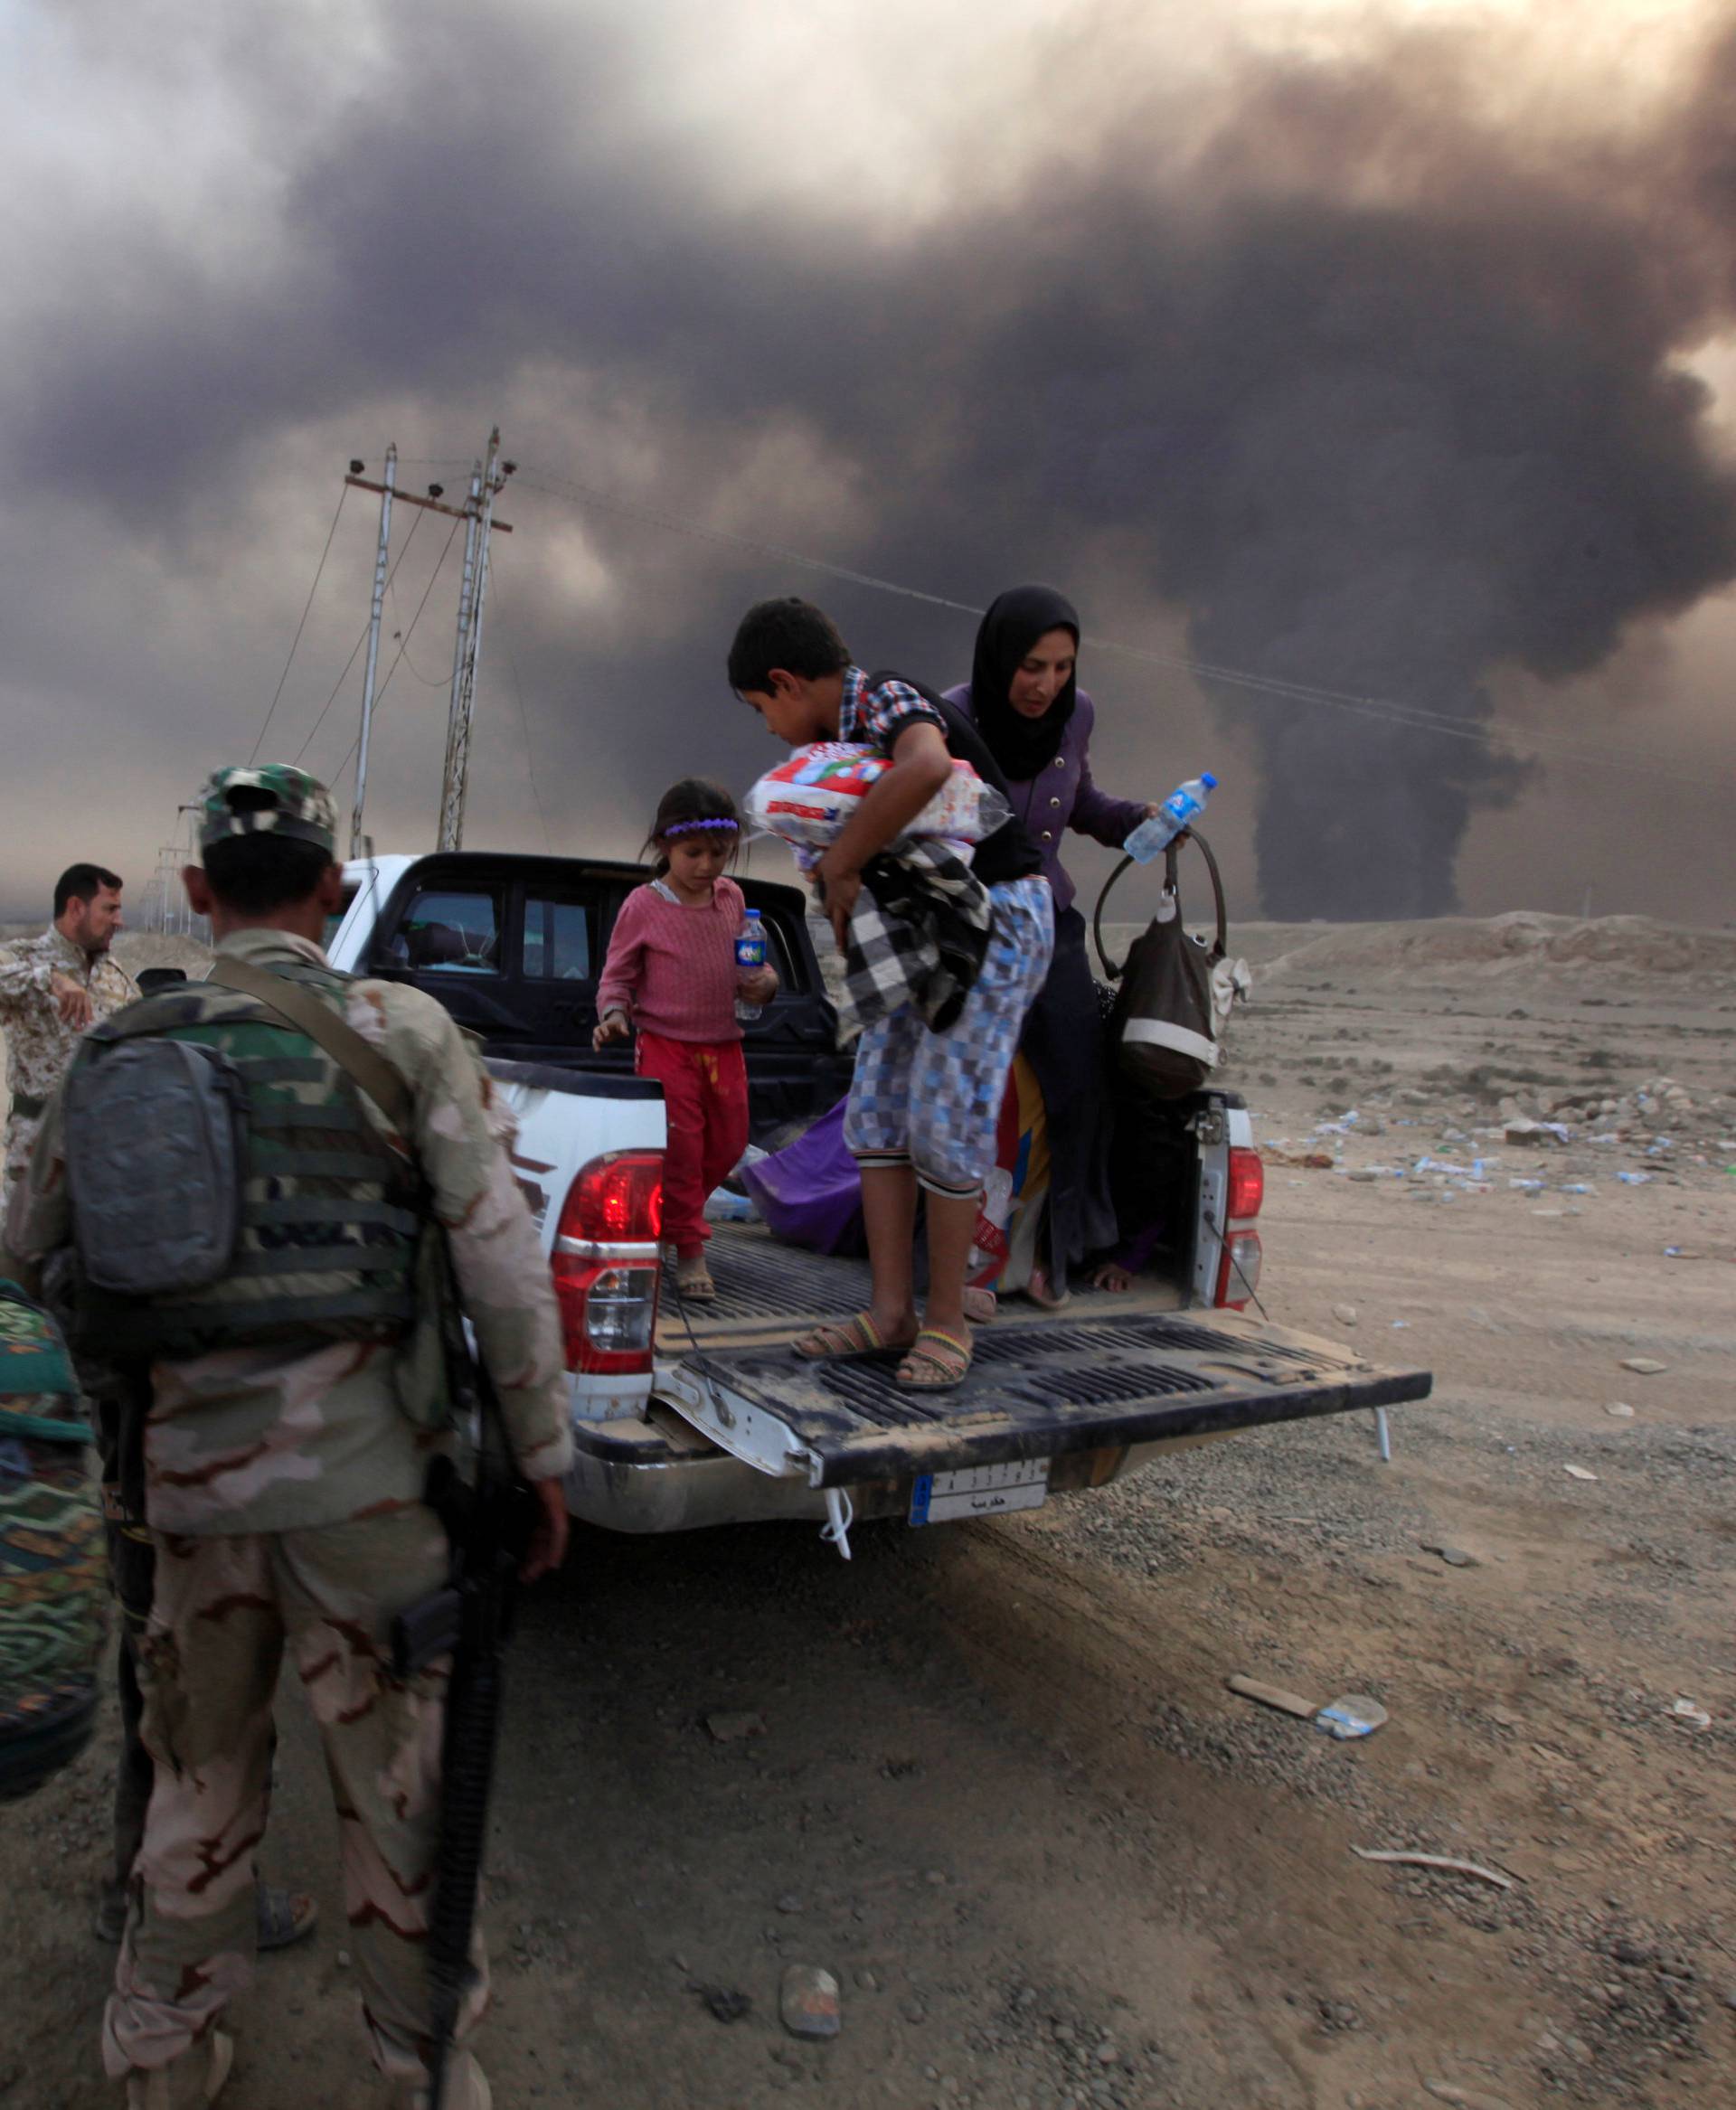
[596,877,746,1043]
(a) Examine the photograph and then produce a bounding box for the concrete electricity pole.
[341,438,515,860]
[349,444,397,858]
[438,429,514,852]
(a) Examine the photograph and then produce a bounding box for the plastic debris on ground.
[1617,1171,1652,1185]
[1669,1700,1712,1732]
[1316,1694,1388,1740]
[1562,1464,1599,1482]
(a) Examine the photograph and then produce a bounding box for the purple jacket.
[942,683,1146,915]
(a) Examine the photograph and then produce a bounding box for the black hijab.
[966,584,1081,782]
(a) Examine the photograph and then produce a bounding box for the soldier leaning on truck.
[0,863,137,1269]
[16,766,573,2110]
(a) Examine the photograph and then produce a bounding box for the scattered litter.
[1352,1847,1515,1890]
[1563,1464,1599,1482]
[1617,1171,1652,1185]
[1605,1402,1636,1418]
[1507,1178,1543,1192]
[1669,1699,1711,1731]
[1558,1182,1593,1195]
[1663,1246,1703,1259]
[694,1983,753,2024]
[780,1964,842,2039]
[1226,1673,1318,1719]
[1332,1303,1357,1327]
[1421,1542,1478,1568]
[1316,1694,1388,1740]
[1391,1320,1410,1329]
[1619,1357,1668,1375]
[704,1710,767,1744]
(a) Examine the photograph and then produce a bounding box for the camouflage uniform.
[17,766,571,2102]
[0,923,137,1261]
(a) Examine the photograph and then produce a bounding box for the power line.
[515,467,1727,791]
[249,486,348,763]
[292,511,426,764]
[328,518,463,784]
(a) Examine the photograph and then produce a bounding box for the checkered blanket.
[835,842,993,1039]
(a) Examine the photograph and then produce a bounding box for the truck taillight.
[552,1151,663,1375]
[1214,1229,1262,1311]
[1226,1146,1264,1222]
[560,1151,663,1245]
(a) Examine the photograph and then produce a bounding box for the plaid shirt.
[839,665,947,758]
[837,840,993,1040]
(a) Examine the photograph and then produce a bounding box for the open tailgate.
[656,1306,1432,1491]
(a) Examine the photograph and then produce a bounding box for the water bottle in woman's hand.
[735,908,768,1022]
[1124,773,1217,865]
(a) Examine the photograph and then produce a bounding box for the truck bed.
[651,1224,1431,1492]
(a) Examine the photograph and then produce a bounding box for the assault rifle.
[392,1312,536,2110]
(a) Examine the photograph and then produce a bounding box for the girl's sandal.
[894,1328,973,1391]
[675,1258,717,1301]
[792,1312,908,1361]
[962,1286,997,1324]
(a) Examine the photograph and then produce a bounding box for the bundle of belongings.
[0,1277,105,1803]
[745,742,1011,1036]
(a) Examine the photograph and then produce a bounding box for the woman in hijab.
[946,585,1155,1305]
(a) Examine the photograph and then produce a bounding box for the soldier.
[1,864,316,1956]
[0,863,137,1267]
[17,767,572,2110]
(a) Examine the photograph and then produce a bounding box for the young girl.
[593,779,778,1298]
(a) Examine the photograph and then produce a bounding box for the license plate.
[909,1458,1051,1525]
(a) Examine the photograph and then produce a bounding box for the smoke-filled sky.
[4,0,1735,925]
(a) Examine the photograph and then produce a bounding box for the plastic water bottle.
[734,908,768,1022]
[1124,773,1217,864]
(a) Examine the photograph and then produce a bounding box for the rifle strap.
[205,956,413,1133]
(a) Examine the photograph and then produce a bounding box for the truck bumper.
[562,1416,1239,1536]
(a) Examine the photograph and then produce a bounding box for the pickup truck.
[326,850,1430,1554]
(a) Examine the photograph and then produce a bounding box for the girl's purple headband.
[662,815,739,837]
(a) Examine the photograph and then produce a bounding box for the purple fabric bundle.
[740,1098,867,1256]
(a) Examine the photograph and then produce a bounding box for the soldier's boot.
[123,2030,234,2109]
[401,2050,492,2110]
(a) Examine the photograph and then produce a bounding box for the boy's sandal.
[894,1328,973,1391]
[675,1258,717,1301]
[792,1313,908,1361]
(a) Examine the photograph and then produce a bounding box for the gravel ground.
[3,914,1733,2108]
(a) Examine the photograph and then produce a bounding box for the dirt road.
[3,917,1732,2107]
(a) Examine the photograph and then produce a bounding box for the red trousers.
[635,1031,750,1257]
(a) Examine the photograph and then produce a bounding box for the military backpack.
[62,956,421,1358]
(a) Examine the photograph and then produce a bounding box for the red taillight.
[558,1150,663,1245]
[1226,1146,1264,1222]
[552,1152,664,1374]
[1214,1229,1262,1311]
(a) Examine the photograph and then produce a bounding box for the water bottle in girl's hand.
[1125,773,1217,865]
[735,908,768,1022]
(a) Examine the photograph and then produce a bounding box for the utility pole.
[439,457,485,851]
[340,438,515,862]
[349,444,397,859]
[438,428,513,852]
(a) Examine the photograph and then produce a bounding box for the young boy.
[728,597,1054,1389]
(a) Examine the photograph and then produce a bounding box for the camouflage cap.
[196,765,338,855]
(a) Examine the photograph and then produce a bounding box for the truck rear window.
[394,888,504,975]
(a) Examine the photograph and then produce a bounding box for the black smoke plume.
[11,7,1736,915]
